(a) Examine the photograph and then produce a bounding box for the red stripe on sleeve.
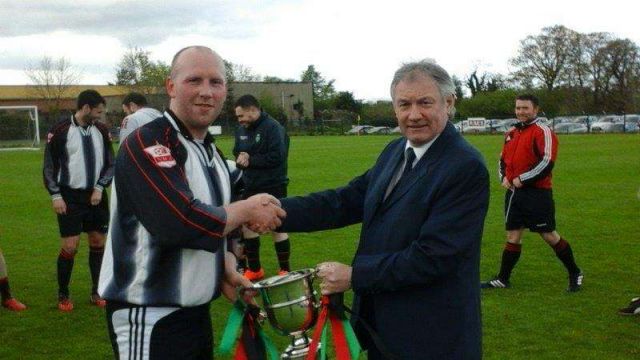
[133,131,226,225]
[124,135,224,238]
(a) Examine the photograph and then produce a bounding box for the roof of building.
[0,85,161,100]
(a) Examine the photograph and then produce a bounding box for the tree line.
[24,24,640,127]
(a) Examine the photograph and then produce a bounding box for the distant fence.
[18,111,640,147]
[453,114,640,135]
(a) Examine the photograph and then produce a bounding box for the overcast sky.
[0,0,638,101]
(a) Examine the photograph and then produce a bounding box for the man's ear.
[446,94,455,112]
[166,77,175,98]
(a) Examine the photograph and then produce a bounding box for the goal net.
[0,106,40,149]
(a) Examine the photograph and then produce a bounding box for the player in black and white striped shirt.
[99,46,285,359]
[43,89,115,312]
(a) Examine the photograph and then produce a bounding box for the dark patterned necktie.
[401,147,416,179]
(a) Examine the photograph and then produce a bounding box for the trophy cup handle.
[236,285,267,325]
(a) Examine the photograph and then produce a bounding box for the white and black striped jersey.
[43,115,115,200]
[99,110,238,307]
[118,107,163,142]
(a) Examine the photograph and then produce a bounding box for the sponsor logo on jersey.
[144,143,177,168]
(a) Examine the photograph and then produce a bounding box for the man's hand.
[316,262,352,295]
[52,198,67,215]
[222,252,257,304]
[236,152,250,168]
[223,194,286,236]
[501,177,512,189]
[90,189,103,206]
[512,177,523,188]
[245,194,285,234]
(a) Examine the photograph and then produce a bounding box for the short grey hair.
[390,60,457,119]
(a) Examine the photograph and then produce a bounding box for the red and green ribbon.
[306,295,362,360]
[218,301,279,360]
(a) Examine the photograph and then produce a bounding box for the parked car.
[591,115,622,133]
[492,124,513,133]
[571,116,598,126]
[486,119,513,133]
[459,118,488,134]
[502,118,518,126]
[553,123,588,134]
[365,126,391,134]
[391,126,401,133]
[622,114,640,127]
[537,117,550,126]
[550,117,572,127]
[345,125,374,135]
[624,122,639,133]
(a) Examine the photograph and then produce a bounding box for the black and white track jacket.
[99,110,240,307]
[43,115,114,201]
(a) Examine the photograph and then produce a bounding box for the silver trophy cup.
[252,268,319,360]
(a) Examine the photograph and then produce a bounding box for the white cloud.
[0,0,638,100]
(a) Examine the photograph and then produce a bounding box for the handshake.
[224,193,287,234]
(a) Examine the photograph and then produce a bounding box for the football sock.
[89,246,104,294]
[498,242,521,281]
[0,277,11,301]
[244,236,261,272]
[274,239,291,272]
[237,256,248,272]
[552,238,580,275]
[0,252,8,279]
[57,248,75,298]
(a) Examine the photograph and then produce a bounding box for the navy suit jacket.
[280,122,489,359]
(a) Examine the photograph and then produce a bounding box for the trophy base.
[281,336,320,360]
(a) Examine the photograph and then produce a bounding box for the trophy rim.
[266,295,314,310]
[252,268,315,289]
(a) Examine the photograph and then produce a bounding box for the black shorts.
[504,187,556,233]
[106,301,212,360]
[57,192,109,237]
[243,184,288,200]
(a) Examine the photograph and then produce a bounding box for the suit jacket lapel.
[365,139,406,225]
[378,122,457,213]
[380,160,428,211]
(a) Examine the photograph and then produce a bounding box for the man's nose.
[199,84,215,98]
[408,105,422,120]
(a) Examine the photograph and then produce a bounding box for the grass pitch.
[0,134,638,359]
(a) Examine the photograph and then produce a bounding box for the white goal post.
[0,105,40,149]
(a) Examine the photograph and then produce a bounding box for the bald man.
[99,46,286,359]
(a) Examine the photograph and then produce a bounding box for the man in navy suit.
[278,60,490,359]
